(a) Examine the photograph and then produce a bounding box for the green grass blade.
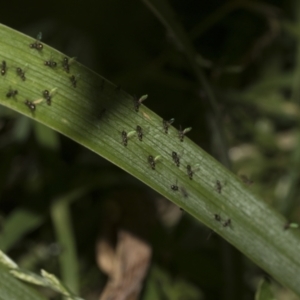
[0,23,300,296]
[255,279,275,300]
[50,188,92,295]
[0,209,44,252]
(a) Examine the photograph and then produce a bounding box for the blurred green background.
[1,0,300,299]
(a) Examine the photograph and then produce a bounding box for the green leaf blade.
[1,23,300,296]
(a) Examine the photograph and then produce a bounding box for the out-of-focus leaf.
[255,279,276,300]
[0,209,44,251]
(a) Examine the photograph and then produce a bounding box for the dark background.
[0,0,299,299]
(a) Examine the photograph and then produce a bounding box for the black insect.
[178,126,184,142]
[25,100,35,111]
[187,165,194,180]
[6,88,18,98]
[62,57,76,73]
[223,219,231,228]
[171,182,178,191]
[29,32,43,50]
[70,75,77,88]
[30,41,43,50]
[133,96,140,112]
[162,120,168,133]
[115,85,121,92]
[215,180,222,193]
[148,155,156,170]
[1,61,7,75]
[16,67,26,81]
[214,214,221,222]
[44,58,57,68]
[62,57,70,73]
[162,118,174,134]
[172,151,180,167]
[136,125,143,141]
[29,32,44,51]
[122,130,128,146]
[133,95,147,112]
[178,126,192,142]
[42,90,51,105]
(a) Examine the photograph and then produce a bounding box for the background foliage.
[0,0,300,299]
